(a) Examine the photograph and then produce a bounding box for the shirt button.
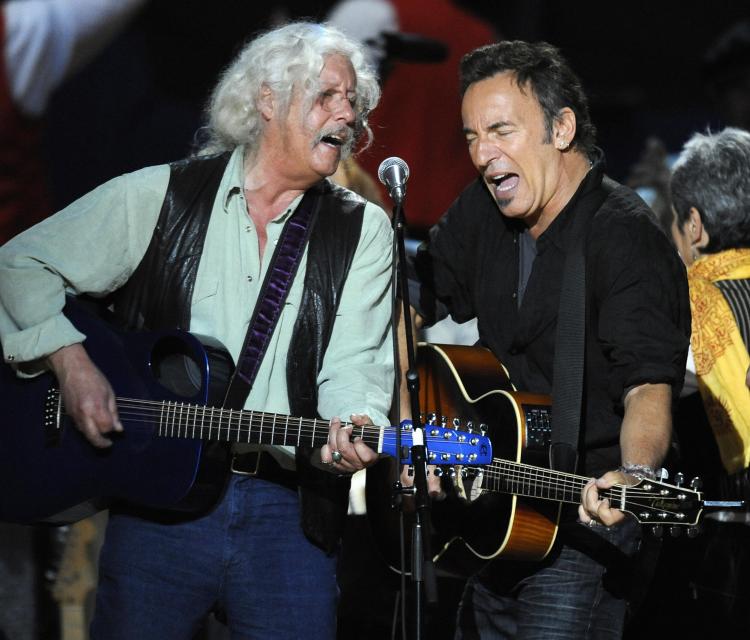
[5,354,15,361]
[245,225,252,233]
[247,275,253,282]
[512,292,517,299]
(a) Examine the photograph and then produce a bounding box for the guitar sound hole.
[151,337,202,398]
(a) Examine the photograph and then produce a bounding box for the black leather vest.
[113,152,366,553]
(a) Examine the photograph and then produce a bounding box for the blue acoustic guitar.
[0,299,492,525]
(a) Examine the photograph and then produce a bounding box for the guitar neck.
[118,396,381,450]
[484,458,622,506]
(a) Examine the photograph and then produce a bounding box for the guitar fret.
[248,410,254,444]
[180,403,187,437]
[284,414,290,446]
[271,413,276,445]
[297,416,302,446]
[190,404,195,439]
[171,402,178,437]
[158,402,166,437]
[183,403,189,437]
[196,405,203,440]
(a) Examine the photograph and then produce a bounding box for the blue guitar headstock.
[381,420,492,465]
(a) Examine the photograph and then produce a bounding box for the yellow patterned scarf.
[688,248,750,473]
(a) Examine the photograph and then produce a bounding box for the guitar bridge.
[44,387,63,446]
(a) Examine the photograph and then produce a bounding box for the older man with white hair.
[0,22,392,639]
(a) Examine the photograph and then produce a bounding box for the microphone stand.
[389,195,438,640]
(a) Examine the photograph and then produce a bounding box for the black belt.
[230,451,298,493]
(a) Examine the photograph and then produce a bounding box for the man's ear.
[553,107,577,150]
[259,84,274,121]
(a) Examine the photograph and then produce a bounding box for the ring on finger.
[331,450,343,464]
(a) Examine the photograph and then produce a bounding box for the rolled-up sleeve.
[0,164,169,365]
[316,202,394,428]
[593,212,691,403]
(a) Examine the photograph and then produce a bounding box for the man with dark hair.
[411,40,690,638]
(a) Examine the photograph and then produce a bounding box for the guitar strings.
[468,465,690,517]
[50,392,483,452]
[48,391,690,517]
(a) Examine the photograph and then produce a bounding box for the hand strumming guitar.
[47,343,123,448]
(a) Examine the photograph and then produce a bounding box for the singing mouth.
[320,134,345,146]
[488,172,519,193]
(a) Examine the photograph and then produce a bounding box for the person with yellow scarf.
[671,128,750,476]
[670,127,750,634]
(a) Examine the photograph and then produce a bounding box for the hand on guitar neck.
[320,414,380,473]
[47,343,123,448]
[579,470,640,527]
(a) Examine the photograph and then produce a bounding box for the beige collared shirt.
[0,147,395,455]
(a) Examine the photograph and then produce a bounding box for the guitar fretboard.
[484,459,623,506]
[136,397,380,449]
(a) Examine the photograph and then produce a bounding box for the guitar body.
[0,300,234,524]
[367,343,560,577]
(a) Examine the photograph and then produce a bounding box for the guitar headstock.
[390,419,492,466]
[618,474,737,535]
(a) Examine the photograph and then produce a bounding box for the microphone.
[377,157,410,205]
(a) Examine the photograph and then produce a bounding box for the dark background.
[44,0,750,223]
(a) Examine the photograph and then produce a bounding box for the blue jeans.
[90,474,338,639]
[455,518,641,639]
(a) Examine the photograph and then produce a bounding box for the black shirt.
[414,154,691,476]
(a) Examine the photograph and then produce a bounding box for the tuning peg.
[479,423,488,436]
[690,477,703,491]
[440,415,448,427]
[687,525,701,538]
[651,524,664,538]
[433,467,444,477]
[426,412,437,425]
[452,417,461,428]
[673,472,685,487]
[656,468,669,481]
[669,525,682,538]
[448,467,457,479]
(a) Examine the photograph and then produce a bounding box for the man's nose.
[474,137,500,168]
[333,97,356,126]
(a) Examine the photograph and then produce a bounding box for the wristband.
[617,463,657,480]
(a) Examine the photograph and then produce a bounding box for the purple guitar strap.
[222,188,319,409]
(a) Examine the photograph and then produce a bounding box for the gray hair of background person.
[459,40,597,159]
[670,127,750,253]
[197,22,381,156]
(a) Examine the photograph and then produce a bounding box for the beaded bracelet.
[617,463,657,480]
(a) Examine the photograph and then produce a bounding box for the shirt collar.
[221,145,307,223]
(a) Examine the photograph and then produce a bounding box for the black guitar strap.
[549,176,616,474]
[222,189,319,409]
